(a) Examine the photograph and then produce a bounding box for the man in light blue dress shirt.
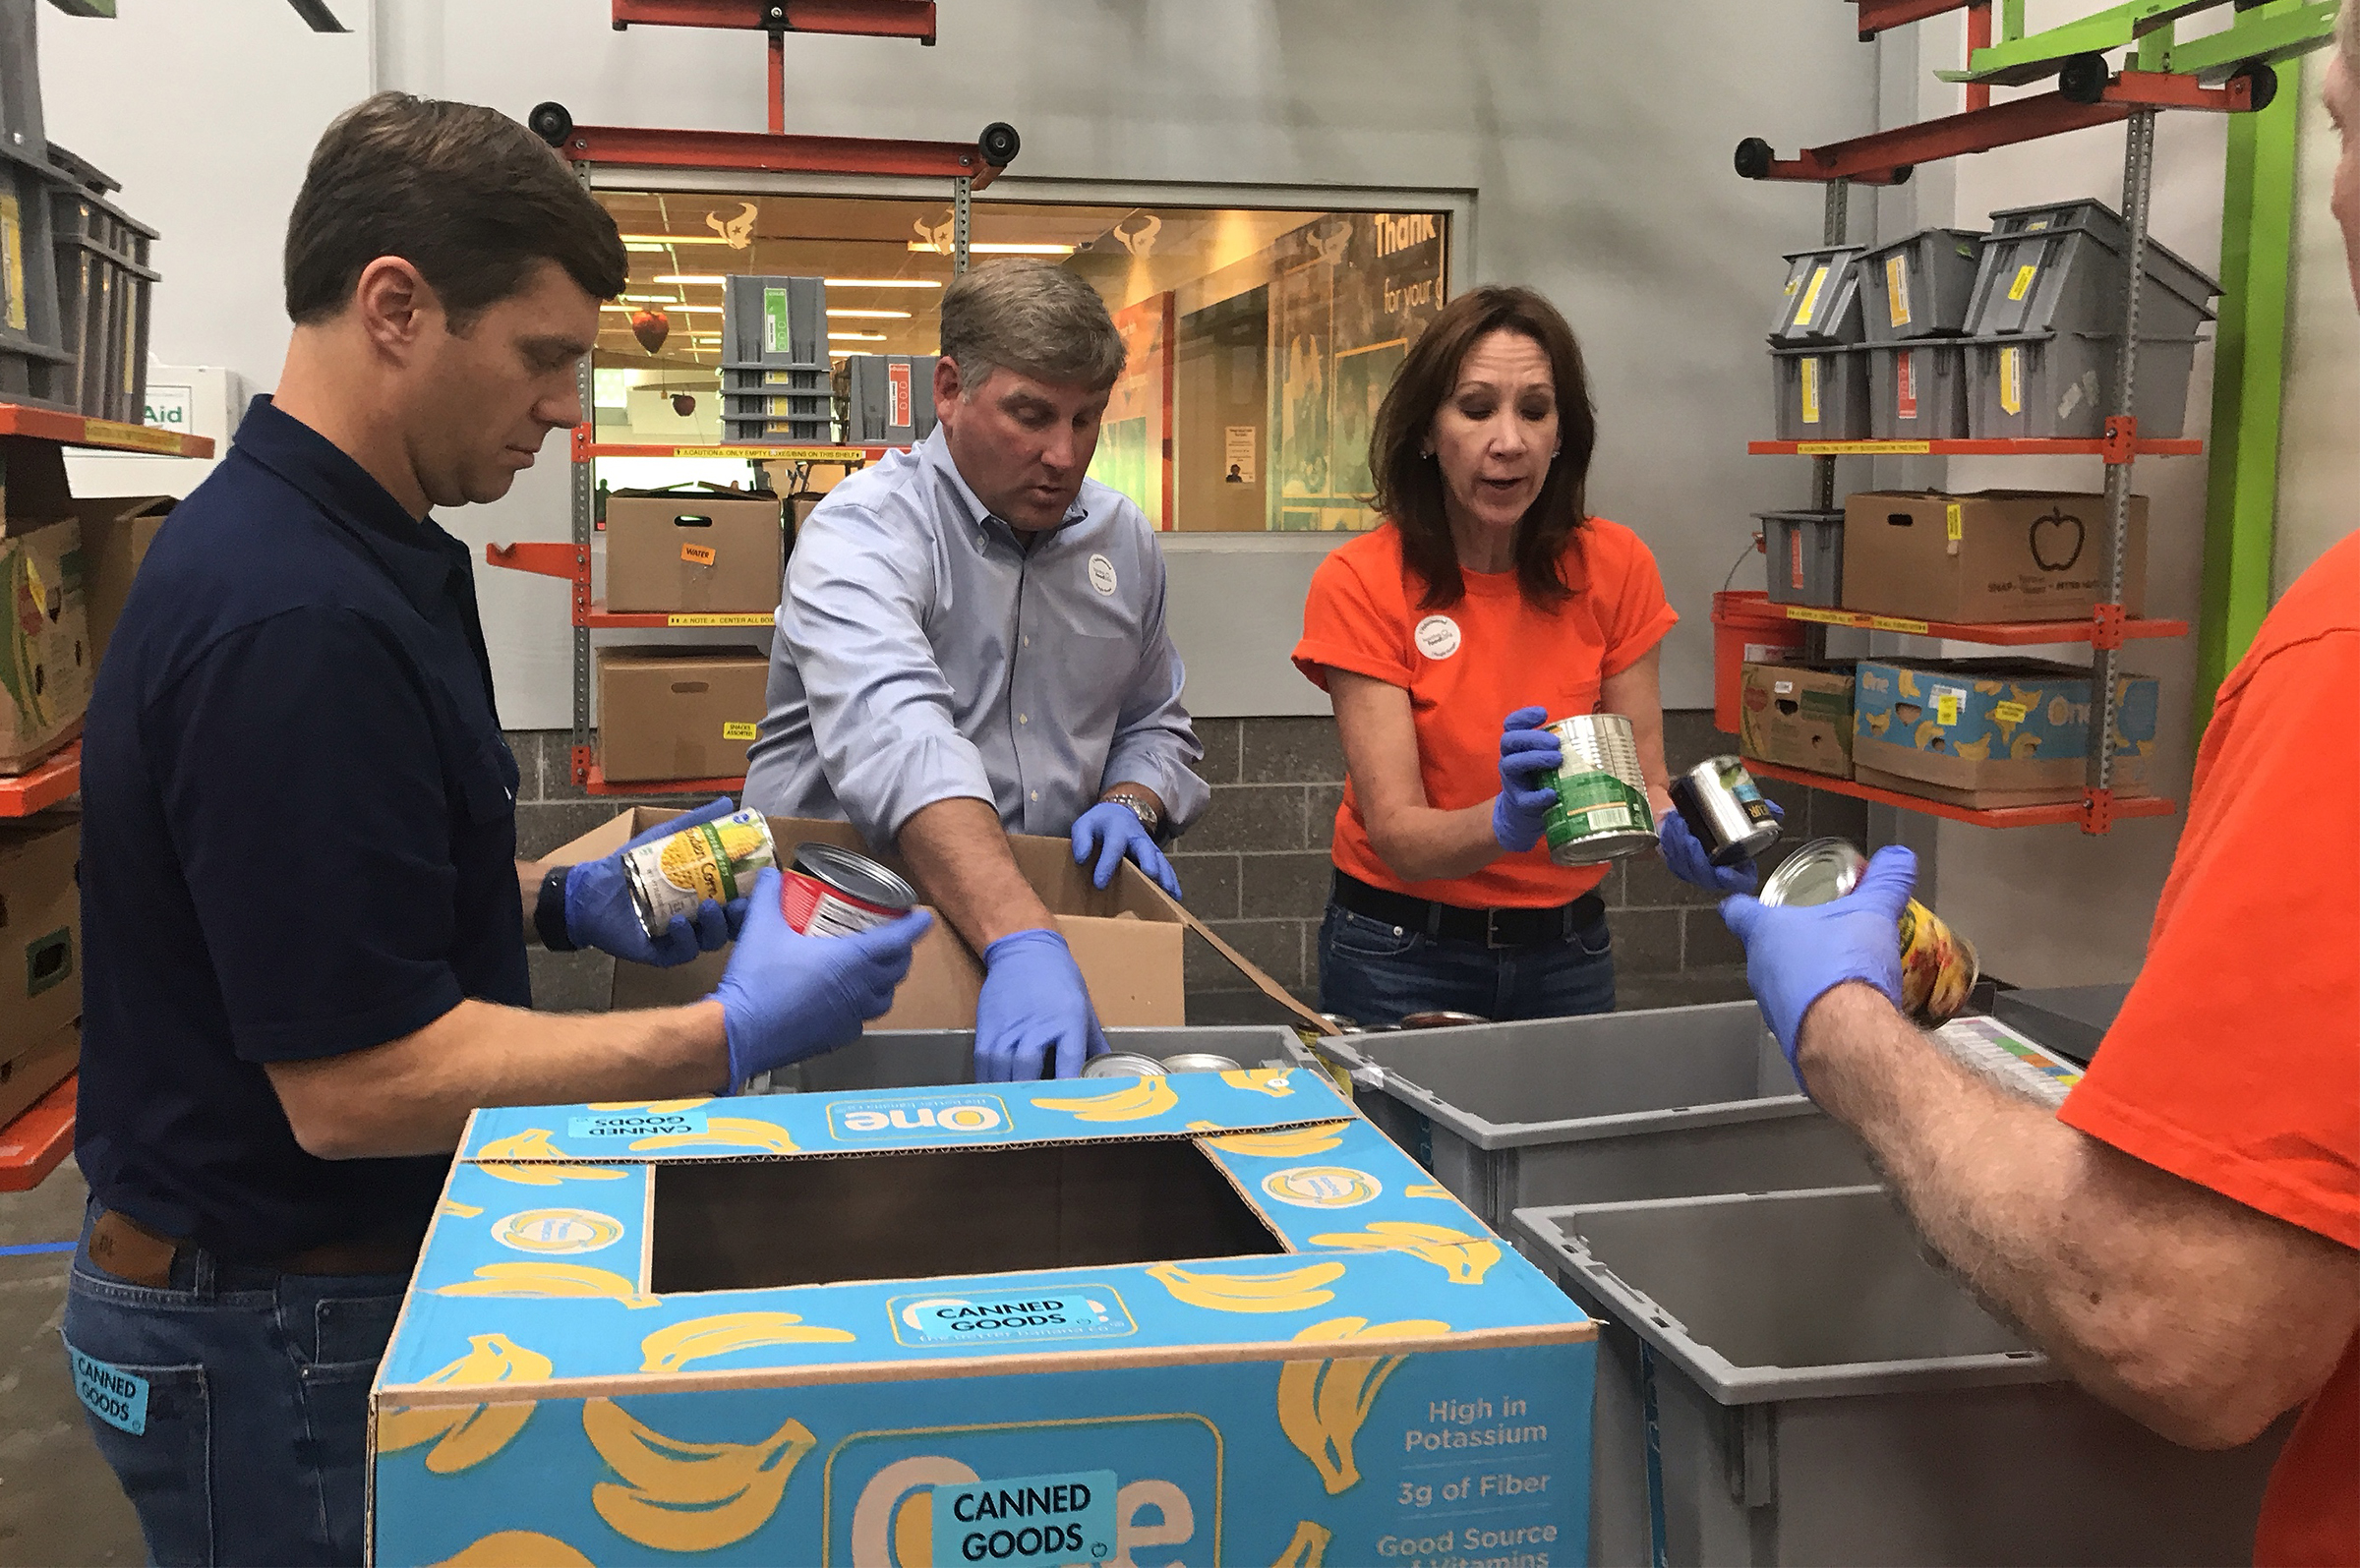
[743,261,1210,1082]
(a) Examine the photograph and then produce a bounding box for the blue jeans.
[61,1200,409,1567]
[1317,898,1618,1025]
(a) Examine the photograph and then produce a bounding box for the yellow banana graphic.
[475,1129,626,1188]
[586,1099,712,1113]
[1272,1518,1333,1567]
[582,1398,813,1551]
[639,1311,855,1373]
[628,1116,799,1155]
[1220,1067,1295,1097]
[438,1198,485,1219]
[1199,1121,1349,1158]
[1308,1221,1502,1285]
[377,1333,552,1474]
[1146,1259,1346,1313]
[430,1532,594,1567]
[1034,1074,1180,1122]
[1277,1316,1450,1494]
[436,1261,659,1308]
[1404,1183,1453,1200]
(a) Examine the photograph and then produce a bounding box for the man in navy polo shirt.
[64,93,929,1567]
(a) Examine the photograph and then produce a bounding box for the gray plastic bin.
[1965,329,2206,439]
[1768,246,1864,347]
[1867,339,1968,439]
[845,353,939,443]
[1770,345,1869,441]
[759,1025,1314,1093]
[1964,199,2219,341]
[1755,509,1843,607]
[722,275,828,368]
[1858,227,1983,341]
[1307,1004,1878,1230]
[0,143,74,410]
[46,150,156,424]
[1515,1187,2286,1567]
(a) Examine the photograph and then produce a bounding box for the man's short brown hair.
[938,260,1127,391]
[284,92,626,329]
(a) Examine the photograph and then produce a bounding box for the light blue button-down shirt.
[740,430,1209,849]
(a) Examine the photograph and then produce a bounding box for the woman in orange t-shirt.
[1294,284,1724,1025]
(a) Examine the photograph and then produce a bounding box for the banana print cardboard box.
[1852,657,2158,808]
[372,1069,1597,1567]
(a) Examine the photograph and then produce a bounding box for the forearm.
[1363,800,1508,884]
[267,997,731,1161]
[896,796,1055,950]
[518,858,549,943]
[1600,650,1673,817]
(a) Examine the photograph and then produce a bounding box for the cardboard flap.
[1165,900,1336,1037]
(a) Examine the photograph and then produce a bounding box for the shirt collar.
[228,395,468,616]
[917,426,1092,547]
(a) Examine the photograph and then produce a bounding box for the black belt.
[1331,870,1605,950]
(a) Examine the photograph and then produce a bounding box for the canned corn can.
[1541,714,1660,865]
[780,842,917,938]
[1758,837,1978,1025]
[1082,1052,1169,1079]
[1670,755,1782,867]
[623,810,778,940]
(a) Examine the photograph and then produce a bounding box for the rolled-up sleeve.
[780,502,994,845]
[1100,544,1210,833]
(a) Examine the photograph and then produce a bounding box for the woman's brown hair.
[1368,284,1597,610]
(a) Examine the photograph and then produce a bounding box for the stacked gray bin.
[761,1025,1315,1093]
[1769,244,1869,440]
[0,0,74,411]
[1516,1187,2286,1566]
[1859,228,1981,439]
[843,353,939,443]
[1961,199,2219,439]
[1866,337,1970,438]
[44,145,156,424]
[1306,1004,1878,1231]
[1755,509,1844,607]
[721,275,831,442]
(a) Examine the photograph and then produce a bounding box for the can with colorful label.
[622,810,778,939]
[1758,837,1978,1025]
[780,842,917,937]
[1541,713,1659,865]
[1670,755,1782,867]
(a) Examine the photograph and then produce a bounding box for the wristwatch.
[1102,789,1164,842]
[535,865,579,952]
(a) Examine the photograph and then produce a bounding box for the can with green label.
[1541,714,1659,866]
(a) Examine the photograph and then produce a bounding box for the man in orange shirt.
[1716,16,2360,1563]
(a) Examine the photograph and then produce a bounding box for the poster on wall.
[1268,211,1446,531]
[1223,426,1257,484]
[1089,291,1175,528]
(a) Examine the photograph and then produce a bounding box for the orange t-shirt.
[2056,531,2360,1567]
[1291,518,1678,908]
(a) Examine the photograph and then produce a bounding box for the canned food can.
[623,811,779,940]
[1758,838,1979,1025]
[1399,1011,1490,1029]
[1670,755,1782,867]
[780,842,917,937]
[1082,1053,1170,1079]
[1160,1052,1243,1074]
[1541,714,1660,865]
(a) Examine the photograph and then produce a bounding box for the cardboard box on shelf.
[0,811,78,1064]
[1842,490,2149,624]
[605,487,784,613]
[0,1020,76,1131]
[0,438,90,775]
[1853,657,2158,807]
[371,1074,1597,1566]
[1739,662,1856,778]
[550,808,1326,1035]
[71,494,171,673]
[595,648,769,784]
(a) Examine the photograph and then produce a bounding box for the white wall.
[2277,47,2360,594]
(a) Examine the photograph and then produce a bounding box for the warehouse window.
[592,189,1451,533]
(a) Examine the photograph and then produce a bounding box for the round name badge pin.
[1414,614,1461,659]
[1089,553,1119,596]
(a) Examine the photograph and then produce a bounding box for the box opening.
[649,1140,1286,1293]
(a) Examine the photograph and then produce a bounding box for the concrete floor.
[0,1161,145,1567]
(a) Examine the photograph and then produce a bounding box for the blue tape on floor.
[0,1242,75,1257]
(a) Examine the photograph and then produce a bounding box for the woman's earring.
[1420,448,1435,460]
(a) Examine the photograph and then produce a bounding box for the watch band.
[536,865,579,952]
[1103,790,1162,841]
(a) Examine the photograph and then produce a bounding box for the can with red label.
[780,842,917,936]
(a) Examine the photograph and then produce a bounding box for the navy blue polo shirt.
[77,397,530,1261]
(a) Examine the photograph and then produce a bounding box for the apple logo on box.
[2031,508,2086,572]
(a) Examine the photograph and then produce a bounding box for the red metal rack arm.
[2083,787,2119,836]
[1965,2,1994,113]
[557,124,1001,188]
[1747,72,2253,183]
[485,542,588,580]
[611,0,936,42]
[2100,414,2139,465]
[2090,603,2129,652]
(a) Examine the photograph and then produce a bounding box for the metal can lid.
[1082,1052,1170,1078]
[1399,1011,1490,1029]
[1160,1053,1243,1074]
[791,842,917,911]
[1316,1013,1361,1033]
[1758,837,1867,908]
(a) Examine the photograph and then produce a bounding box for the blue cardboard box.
[371,1070,1597,1566]
[1853,657,2158,807]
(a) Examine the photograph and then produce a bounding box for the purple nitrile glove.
[974,928,1109,1082]
[1071,800,1182,899]
[1659,799,1787,896]
[710,867,932,1088]
[1491,705,1563,852]
[1718,843,1917,1081]
[564,795,751,966]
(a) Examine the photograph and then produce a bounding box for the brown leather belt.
[88,1208,421,1288]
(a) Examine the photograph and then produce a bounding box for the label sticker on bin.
[2008,263,2038,302]
[680,543,717,566]
[929,1469,1118,1566]
[68,1346,149,1436]
[1886,255,1912,326]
